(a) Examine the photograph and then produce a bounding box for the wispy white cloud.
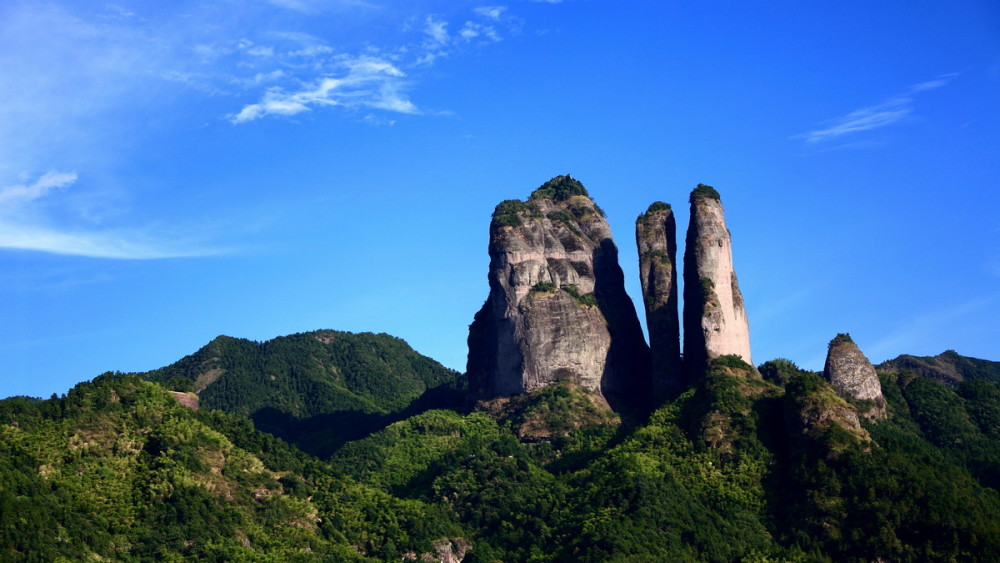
[424,16,450,46]
[797,99,912,144]
[795,74,956,144]
[230,57,417,123]
[230,6,522,119]
[474,6,507,21]
[0,172,77,206]
[0,172,222,259]
[0,223,223,259]
[460,21,502,42]
[0,1,534,256]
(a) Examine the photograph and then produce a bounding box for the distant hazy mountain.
[878,349,1000,384]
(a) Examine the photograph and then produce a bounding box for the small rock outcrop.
[169,391,200,411]
[682,185,752,375]
[823,333,886,420]
[467,175,651,408]
[636,202,683,399]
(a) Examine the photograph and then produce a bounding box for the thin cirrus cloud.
[0,173,222,259]
[230,57,418,123]
[0,171,77,206]
[0,3,522,257]
[795,75,955,144]
[229,8,511,123]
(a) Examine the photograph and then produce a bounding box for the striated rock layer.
[823,333,887,420]
[636,202,683,399]
[467,175,650,408]
[682,185,752,374]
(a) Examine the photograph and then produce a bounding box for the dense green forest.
[3,341,1000,561]
[143,330,464,458]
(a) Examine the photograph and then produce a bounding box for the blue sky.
[2,0,998,399]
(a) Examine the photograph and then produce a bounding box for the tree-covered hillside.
[4,351,1000,561]
[317,356,1000,561]
[879,350,1000,384]
[0,374,466,561]
[142,330,464,457]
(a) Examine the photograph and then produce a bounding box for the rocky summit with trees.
[3,176,1000,562]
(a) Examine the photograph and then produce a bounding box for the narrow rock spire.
[682,184,752,376]
[636,202,683,399]
[466,175,651,409]
[823,333,887,420]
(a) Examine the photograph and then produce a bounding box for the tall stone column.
[682,185,752,376]
[636,202,683,399]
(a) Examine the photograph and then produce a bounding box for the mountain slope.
[5,351,1000,561]
[142,330,464,456]
[0,374,467,561]
[879,350,1000,384]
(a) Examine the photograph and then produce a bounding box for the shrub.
[689,184,721,203]
[646,201,672,213]
[493,200,540,228]
[561,285,598,307]
[711,354,754,372]
[830,333,854,347]
[529,175,589,201]
[531,282,558,293]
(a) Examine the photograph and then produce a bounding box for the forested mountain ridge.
[0,374,468,561]
[141,330,465,457]
[5,354,1000,561]
[878,349,1000,384]
[3,177,1000,561]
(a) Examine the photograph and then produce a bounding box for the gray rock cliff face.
[682,185,752,374]
[823,334,887,420]
[636,202,683,399]
[467,176,650,408]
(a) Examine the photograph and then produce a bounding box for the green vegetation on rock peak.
[529,174,589,201]
[689,183,721,203]
[644,201,672,213]
[830,332,855,346]
[492,199,540,228]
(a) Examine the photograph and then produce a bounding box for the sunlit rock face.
[467,175,650,408]
[682,185,752,376]
[824,334,887,420]
[636,202,683,400]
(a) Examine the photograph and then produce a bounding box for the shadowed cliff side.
[467,175,651,411]
[636,201,683,401]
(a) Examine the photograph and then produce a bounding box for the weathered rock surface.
[636,202,683,399]
[682,185,752,374]
[823,333,886,420]
[467,175,650,408]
